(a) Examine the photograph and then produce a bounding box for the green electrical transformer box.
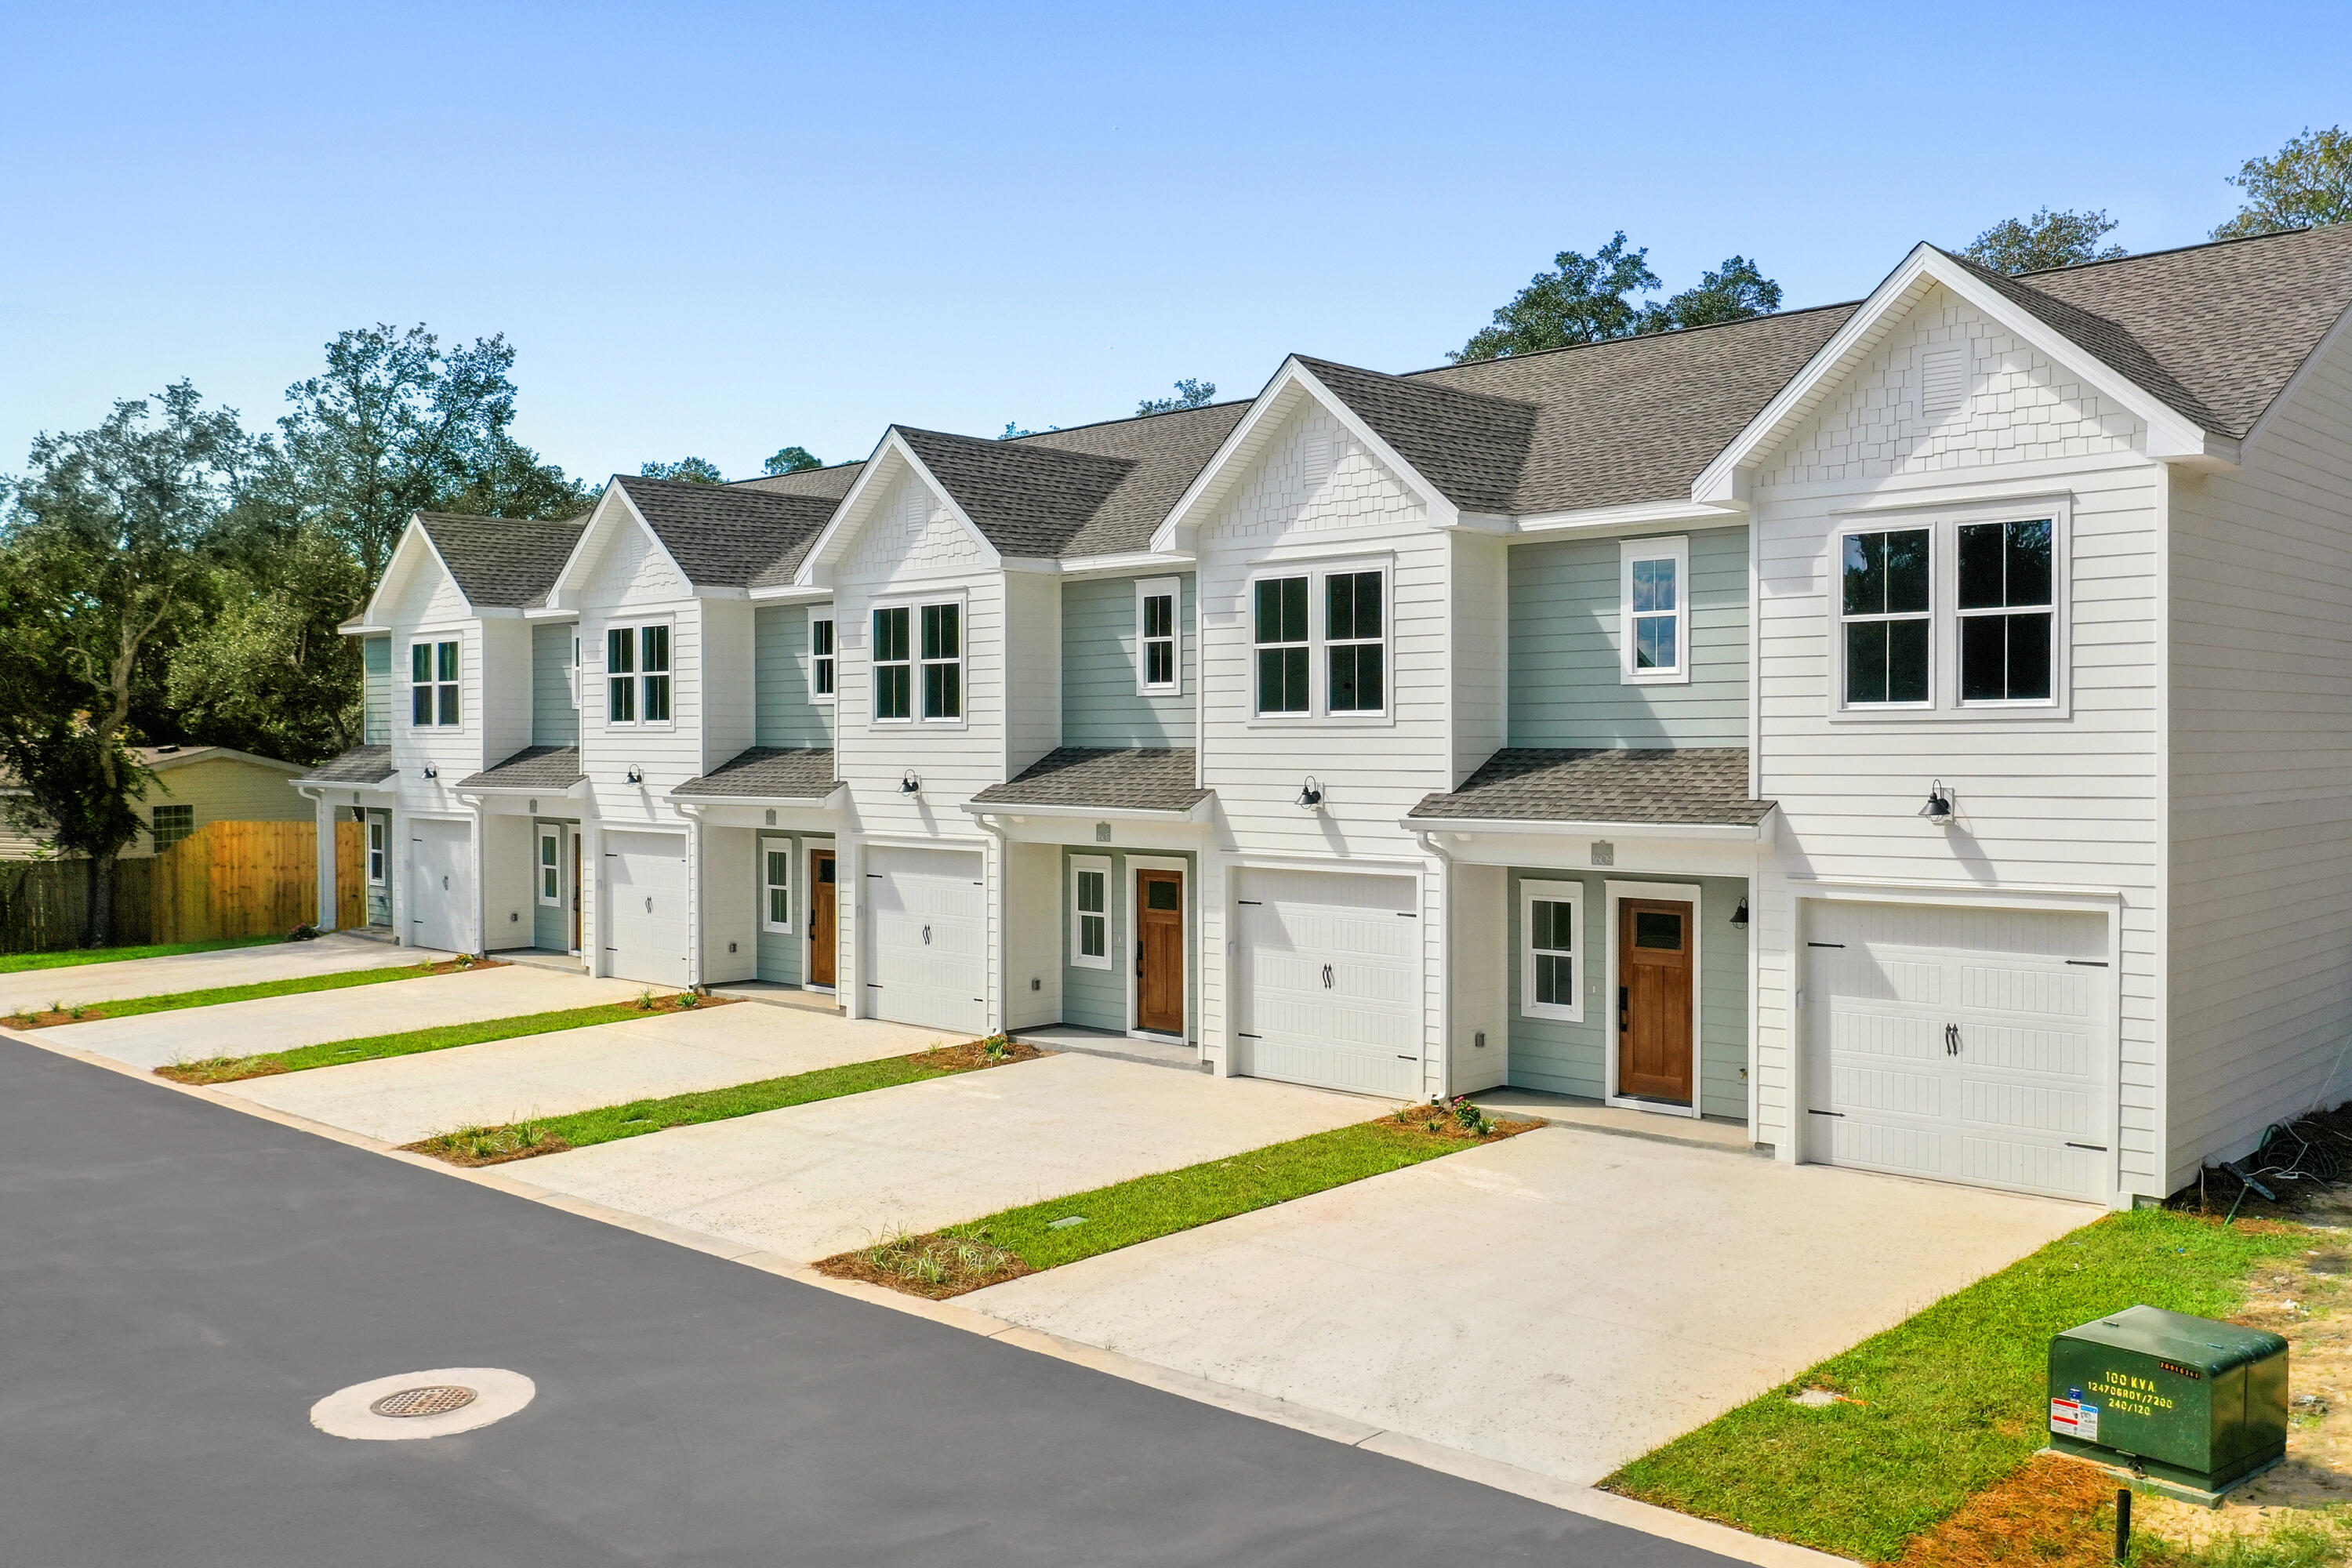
[2047,1305,2289,1502]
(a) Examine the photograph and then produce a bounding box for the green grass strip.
[163,999,700,1083]
[1605,1209,2310,1563]
[517,1053,961,1151]
[12,960,466,1025]
[950,1116,1514,1271]
[0,935,281,975]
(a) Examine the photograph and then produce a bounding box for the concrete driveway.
[519,1052,1381,1263]
[0,934,436,1015]
[221,1002,953,1144]
[965,1126,2093,1486]
[46,965,648,1071]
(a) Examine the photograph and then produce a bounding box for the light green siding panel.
[1060,846,1197,1038]
[756,605,833,749]
[362,637,392,746]
[1508,525,1749,747]
[1504,869,1747,1121]
[754,833,806,984]
[531,623,579,747]
[1062,574,1195,749]
[531,821,572,950]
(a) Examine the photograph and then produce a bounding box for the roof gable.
[413,513,586,608]
[798,433,1001,584]
[358,517,467,627]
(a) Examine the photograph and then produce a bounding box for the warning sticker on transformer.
[2051,1396,2100,1443]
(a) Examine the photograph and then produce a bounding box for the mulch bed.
[400,1125,572,1167]
[1893,1454,2124,1568]
[907,1036,1046,1073]
[2,955,503,1029]
[812,1233,1036,1300]
[1386,1100,1544,1142]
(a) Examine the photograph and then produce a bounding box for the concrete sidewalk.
[222,1003,952,1143]
[0,935,436,1016]
[519,1051,1385,1264]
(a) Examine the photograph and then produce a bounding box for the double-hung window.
[920,604,961,720]
[1840,528,1932,707]
[1957,519,2054,703]
[366,818,387,885]
[1521,881,1581,1022]
[1071,855,1110,970]
[1253,576,1311,715]
[760,840,792,932]
[606,626,671,725]
[1325,571,1384,712]
[1136,578,1179,695]
[1621,537,1689,684]
[809,616,836,703]
[871,601,960,724]
[536,826,561,906]
[1252,562,1388,719]
[411,639,459,726]
[872,608,911,720]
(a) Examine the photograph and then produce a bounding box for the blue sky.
[4,1,2347,485]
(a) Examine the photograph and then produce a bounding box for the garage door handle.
[923,924,931,945]
[1321,964,1333,989]
[441,875,449,891]
[1945,1023,1960,1055]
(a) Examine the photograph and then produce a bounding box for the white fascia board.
[745,583,835,604]
[1496,498,1748,536]
[459,779,592,800]
[796,431,1003,586]
[1399,813,1774,844]
[1149,359,1461,552]
[521,605,577,621]
[543,482,691,606]
[1695,245,2222,503]
[663,785,848,809]
[299,774,397,793]
[967,797,1213,824]
[339,621,391,637]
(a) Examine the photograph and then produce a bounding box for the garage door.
[408,818,472,955]
[865,846,986,1034]
[1804,900,2108,1201]
[1236,869,1423,1098]
[604,830,688,988]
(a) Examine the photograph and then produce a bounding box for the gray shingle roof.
[673,746,838,800]
[727,461,865,500]
[416,514,588,609]
[970,747,1210,815]
[456,746,583,791]
[612,475,842,590]
[1409,748,1773,827]
[301,745,396,785]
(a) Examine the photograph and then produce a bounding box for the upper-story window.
[1136,578,1179,695]
[411,638,459,726]
[1835,506,2064,717]
[1840,528,1932,707]
[873,607,911,720]
[921,604,961,720]
[1957,520,2053,703]
[1621,537,1690,684]
[1252,561,1387,720]
[810,615,836,705]
[607,624,672,726]
[872,599,964,724]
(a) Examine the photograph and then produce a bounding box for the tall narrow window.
[366,818,387,885]
[810,616,836,702]
[1253,575,1310,715]
[1621,538,1689,683]
[435,641,460,725]
[606,626,636,723]
[1325,570,1385,713]
[1841,528,1932,706]
[640,626,671,722]
[537,826,561,906]
[1957,518,2054,702]
[1137,578,1179,695]
[1521,882,1581,1022]
[761,840,792,932]
[872,606,911,720]
[1071,856,1110,969]
[412,641,459,726]
[920,602,961,720]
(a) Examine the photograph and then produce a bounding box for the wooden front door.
[1617,898,1694,1103]
[808,849,837,988]
[1135,869,1184,1035]
[568,830,583,952]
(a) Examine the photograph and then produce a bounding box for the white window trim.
[1519,878,1584,1022]
[759,834,793,934]
[1620,535,1691,686]
[601,618,678,731]
[868,593,968,730]
[366,818,387,887]
[1243,554,1393,727]
[1827,495,2072,722]
[809,614,837,707]
[1135,576,1181,696]
[536,824,562,907]
[408,633,463,729]
[1602,878,1702,1119]
[1070,854,1112,971]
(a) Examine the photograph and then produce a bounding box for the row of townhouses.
[297,227,2352,1211]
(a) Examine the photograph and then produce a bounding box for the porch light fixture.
[1918,779,1955,826]
[1731,898,1749,930]
[1296,775,1324,811]
[899,768,922,797]
[626,765,644,785]
[422,764,437,779]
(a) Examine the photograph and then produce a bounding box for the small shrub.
[636,988,659,1011]
[676,989,702,1010]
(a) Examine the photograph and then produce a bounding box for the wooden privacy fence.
[0,858,158,953]
[336,818,366,930]
[0,818,346,953]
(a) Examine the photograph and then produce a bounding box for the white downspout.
[1412,828,1454,1105]
[973,811,1011,1040]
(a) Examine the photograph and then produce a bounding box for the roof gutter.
[961,797,1214,825]
[457,779,591,800]
[1399,811,1777,844]
[663,783,848,809]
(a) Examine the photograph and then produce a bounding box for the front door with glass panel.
[808,849,837,989]
[1135,869,1184,1036]
[1617,899,1694,1104]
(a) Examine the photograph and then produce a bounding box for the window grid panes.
[1073,862,1109,967]
[1530,898,1574,1011]
[1956,519,2054,702]
[920,603,961,720]
[412,641,459,726]
[1325,571,1385,713]
[1629,555,1680,673]
[763,844,790,931]
[435,641,460,726]
[151,804,195,851]
[872,607,911,720]
[366,819,387,884]
[1141,590,1176,691]
[1842,528,1931,706]
[1253,576,1310,714]
[607,627,636,723]
[538,829,560,905]
[811,618,835,698]
[640,626,671,724]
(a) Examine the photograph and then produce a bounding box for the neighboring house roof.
[298,745,397,786]
[672,746,839,800]
[129,744,306,775]
[1408,748,1773,827]
[610,474,844,590]
[456,746,583,792]
[415,513,589,608]
[970,747,1210,815]
[727,461,866,500]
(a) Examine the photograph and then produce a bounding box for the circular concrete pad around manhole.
[310,1367,534,1441]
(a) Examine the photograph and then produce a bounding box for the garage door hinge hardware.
[1807,942,1846,949]
[1396,911,1416,918]
[2067,1142,2108,1152]
[1808,1109,1845,1117]
[1238,899,1261,906]
[1237,1032,1261,1040]
[2066,960,2110,967]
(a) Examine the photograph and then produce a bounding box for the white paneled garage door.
[604,830,689,988]
[865,845,987,1035]
[1236,869,1423,1098]
[408,818,472,955]
[1803,899,2110,1202]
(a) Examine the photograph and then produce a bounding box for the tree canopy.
[763,446,822,475]
[1451,234,1782,362]
[2215,125,2352,240]
[1962,208,2126,274]
[1136,379,1218,416]
[638,456,725,483]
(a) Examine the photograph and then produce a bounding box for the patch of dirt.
[811,1231,1033,1300]
[907,1036,1046,1073]
[2169,1106,2352,1226]
[1383,1100,1544,1142]
[3,954,506,1030]
[1895,1454,2122,1568]
[398,1124,571,1167]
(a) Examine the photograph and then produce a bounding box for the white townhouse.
[302,225,2352,1211]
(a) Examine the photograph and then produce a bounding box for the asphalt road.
[0,1039,1740,1567]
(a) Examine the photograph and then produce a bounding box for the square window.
[151,804,195,851]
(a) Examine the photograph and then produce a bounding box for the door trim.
[1125,853,1190,1041]
[807,844,837,992]
[1603,879,1701,1118]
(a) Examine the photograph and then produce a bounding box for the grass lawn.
[402,1036,1037,1165]
[815,1101,1539,1298]
[1604,1209,2314,1564]
[155,993,721,1084]
[0,935,281,975]
[2,956,490,1028]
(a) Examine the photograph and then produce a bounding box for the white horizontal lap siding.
[2168,316,2352,1187]
[1004,572,1061,778]
[1751,285,2164,1197]
[383,550,489,813]
[577,517,705,820]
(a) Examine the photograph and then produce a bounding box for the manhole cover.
[369,1385,479,1418]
